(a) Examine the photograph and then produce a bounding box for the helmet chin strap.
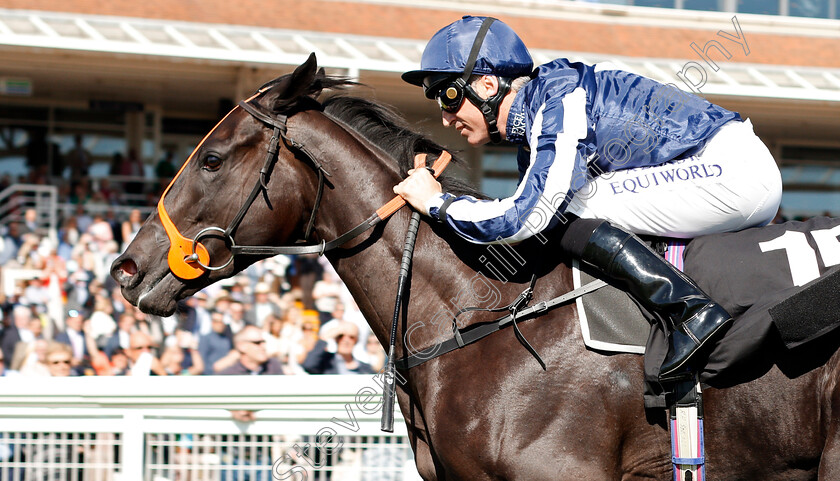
[463,76,511,144]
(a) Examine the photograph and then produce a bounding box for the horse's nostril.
[111,257,140,288]
[120,258,138,277]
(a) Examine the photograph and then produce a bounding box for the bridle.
[157,90,451,280]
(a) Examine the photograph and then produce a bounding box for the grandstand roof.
[2,8,840,103]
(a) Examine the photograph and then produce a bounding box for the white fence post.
[121,412,144,481]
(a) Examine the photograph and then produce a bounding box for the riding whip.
[381,153,436,432]
[381,208,421,432]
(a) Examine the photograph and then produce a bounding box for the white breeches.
[567,119,783,238]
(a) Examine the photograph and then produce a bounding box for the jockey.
[396,15,782,382]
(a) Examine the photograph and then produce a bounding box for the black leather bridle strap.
[223,124,282,240]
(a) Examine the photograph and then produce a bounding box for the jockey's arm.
[395,96,586,245]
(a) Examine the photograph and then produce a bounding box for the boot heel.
[659,305,733,382]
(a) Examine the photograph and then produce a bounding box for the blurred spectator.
[55,309,88,366]
[360,334,386,372]
[98,179,119,205]
[70,182,92,206]
[45,342,75,377]
[108,152,124,176]
[160,331,204,375]
[70,234,111,284]
[15,233,43,269]
[312,268,343,324]
[187,292,212,336]
[74,206,94,235]
[211,290,232,316]
[64,269,92,314]
[0,349,16,377]
[275,307,307,374]
[42,238,68,288]
[13,339,50,376]
[245,282,282,328]
[293,311,321,368]
[121,209,144,252]
[294,254,323,310]
[110,286,132,319]
[27,315,44,341]
[89,296,117,349]
[26,127,60,178]
[109,348,129,376]
[303,321,375,375]
[0,221,23,265]
[218,325,284,375]
[228,277,250,304]
[225,300,247,335]
[126,331,166,376]
[155,150,177,187]
[65,134,91,183]
[1,305,34,363]
[320,303,370,361]
[122,148,145,199]
[57,216,79,260]
[104,312,135,358]
[87,213,115,251]
[22,208,40,236]
[21,278,49,309]
[264,314,289,360]
[198,311,233,375]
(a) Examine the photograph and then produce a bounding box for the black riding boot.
[564,220,733,382]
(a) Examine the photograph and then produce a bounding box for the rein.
[157,93,451,280]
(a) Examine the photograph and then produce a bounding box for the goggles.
[436,82,466,113]
[422,73,465,113]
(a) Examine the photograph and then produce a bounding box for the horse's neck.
[292,112,573,352]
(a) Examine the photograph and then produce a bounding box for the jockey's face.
[439,75,499,146]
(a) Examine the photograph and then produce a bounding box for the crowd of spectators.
[0,205,386,379]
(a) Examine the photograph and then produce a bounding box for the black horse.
[111,55,840,480]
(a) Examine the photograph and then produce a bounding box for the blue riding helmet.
[402,16,534,96]
[403,16,534,144]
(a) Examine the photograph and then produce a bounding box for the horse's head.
[111,54,347,315]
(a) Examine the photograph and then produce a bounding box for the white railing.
[0,376,420,481]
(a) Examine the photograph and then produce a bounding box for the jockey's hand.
[393,168,442,216]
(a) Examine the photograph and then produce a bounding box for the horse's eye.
[203,154,222,171]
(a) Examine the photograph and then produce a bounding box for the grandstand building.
[1,0,839,218]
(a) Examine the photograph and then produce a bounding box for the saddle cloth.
[572,240,687,354]
[573,260,649,354]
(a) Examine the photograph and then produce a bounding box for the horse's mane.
[320,94,488,199]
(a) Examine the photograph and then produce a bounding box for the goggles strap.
[460,17,511,144]
[464,77,511,144]
[460,17,496,83]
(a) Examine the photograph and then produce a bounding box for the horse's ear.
[272,53,319,111]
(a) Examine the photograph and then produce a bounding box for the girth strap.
[395,278,608,370]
